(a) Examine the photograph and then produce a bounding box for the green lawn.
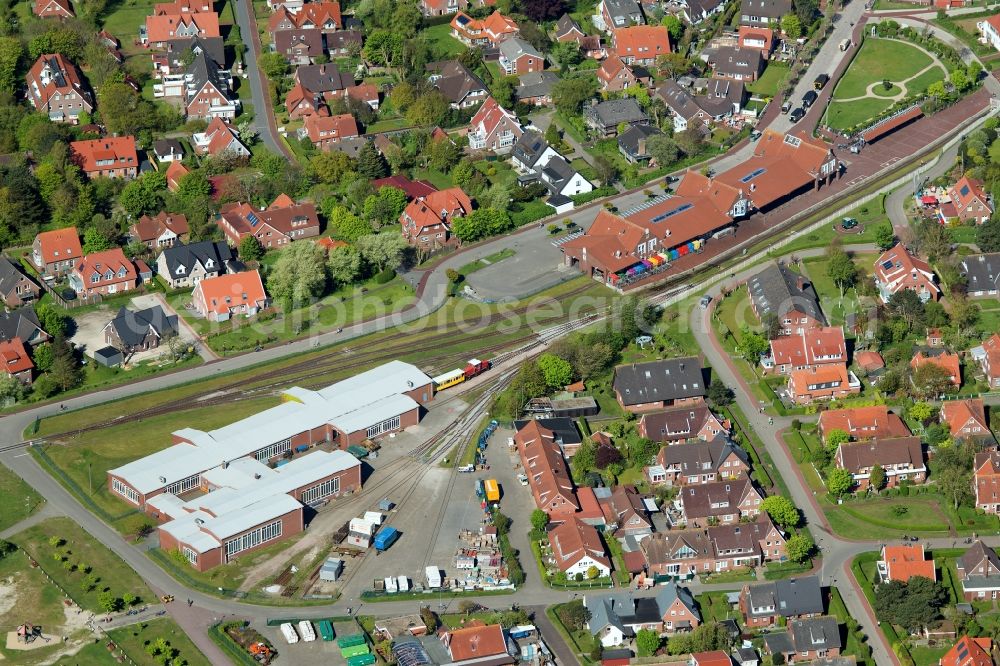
[459,248,516,276]
[422,23,466,58]
[778,194,890,255]
[907,66,947,96]
[14,518,153,614]
[824,97,897,132]
[102,2,157,57]
[695,592,741,624]
[715,285,756,344]
[0,464,44,532]
[411,167,456,190]
[801,253,877,326]
[833,40,935,100]
[746,61,790,98]
[71,618,211,666]
[823,493,998,539]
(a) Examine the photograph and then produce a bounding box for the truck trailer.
[426,565,442,589]
[279,623,299,645]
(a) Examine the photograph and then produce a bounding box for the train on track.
[432,358,491,391]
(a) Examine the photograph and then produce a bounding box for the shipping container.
[341,644,371,659]
[426,565,442,588]
[484,479,500,502]
[347,654,377,666]
[318,620,335,641]
[385,576,398,593]
[337,634,367,649]
[280,623,299,644]
[374,526,399,551]
[298,620,316,642]
[295,444,310,453]
[397,575,409,592]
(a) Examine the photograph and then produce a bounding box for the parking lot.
[256,619,362,665]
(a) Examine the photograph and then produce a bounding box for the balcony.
[847,371,861,390]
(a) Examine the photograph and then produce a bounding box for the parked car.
[781,100,792,114]
[814,74,830,90]
[699,295,713,309]
[790,107,805,122]
[841,217,859,229]
[750,129,762,140]
[802,90,818,108]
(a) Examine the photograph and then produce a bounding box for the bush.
[373,268,396,284]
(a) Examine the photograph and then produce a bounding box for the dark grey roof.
[152,139,184,159]
[613,356,705,405]
[586,586,695,636]
[540,155,577,192]
[327,29,362,51]
[654,582,700,621]
[656,80,701,120]
[428,61,487,105]
[160,241,232,282]
[602,649,632,660]
[659,437,749,473]
[603,0,645,25]
[185,46,231,103]
[555,14,583,38]
[707,46,763,77]
[699,78,745,117]
[763,631,794,656]
[0,256,35,297]
[516,71,559,100]
[631,597,662,624]
[617,124,662,157]
[274,29,324,57]
[94,346,124,361]
[747,262,826,325]
[498,37,542,62]
[685,0,726,18]
[511,130,551,169]
[587,99,648,128]
[0,306,45,344]
[740,0,792,21]
[788,617,841,652]
[107,306,178,348]
[961,253,1000,293]
[167,36,225,68]
[747,575,823,619]
[328,136,369,158]
[296,63,353,93]
[513,417,582,447]
[733,647,759,665]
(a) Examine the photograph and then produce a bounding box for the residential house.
[155,240,233,288]
[34,0,74,19]
[961,253,1000,297]
[512,417,583,457]
[910,350,961,387]
[151,35,223,78]
[0,256,40,308]
[975,451,1000,515]
[594,0,645,33]
[705,46,763,82]
[939,636,994,666]
[739,575,824,628]
[690,653,734,666]
[856,350,886,374]
[585,98,648,137]
[516,71,559,105]
[192,270,269,321]
[515,419,580,518]
[179,49,238,119]
[676,474,762,527]
[143,11,221,48]
[373,174,438,200]
[217,195,320,248]
[299,113,360,150]
[554,14,605,57]
[585,583,700,646]
[973,333,1000,389]
[638,404,729,444]
[549,517,612,578]
[956,540,1000,600]
[326,29,363,57]
[597,54,650,92]
[816,405,911,443]
[677,0,727,23]
[763,616,841,663]
[787,364,861,404]
[653,438,750,486]
[874,243,941,303]
[25,54,93,123]
[738,26,776,54]
[598,485,653,537]
[536,155,593,208]
[947,176,992,224]
[104,305,178,353]
[941,398,991,441]
[613,356,705,412]
[739,0,791,28]
[450,11,518,46]
[834,436,926,490]
[877,543,936,583]
[70,137,138,179]
[747,263,826,335]
[439,623,515,666]
[0,307,49,347]
[511,131,559,173]
[153,139,184,162]
[618,124,662,163]
[266,2,342,32]
[0,337,34,385]
[656,79,745,132]
[166,161,190,192]
[32,227,82,277]
[979,14,1000,53]
[762,326,846,374]
[612,25,671,66]
[428,60,488,108]
[346,82,379,110]
[286,82,330,119]
[69,248,138,296]
[192,117,250,157]
[293,62,353,101]
[498,37,544,75]
[130,212,190,250]
[399,187,473,250]
[641,514,787,579]
[467,97,523,153]
[273,29,324,66]
[420,0,468,16]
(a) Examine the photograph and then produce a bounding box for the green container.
[341,644,370,659]
[337,634,367,648]
[347,654,377,666]
[318,620,335,641]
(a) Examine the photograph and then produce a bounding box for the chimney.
[637,137,647,155]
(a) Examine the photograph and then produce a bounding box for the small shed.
[93,346,123,367]
[319,557,344,581]
[378,498,394,511]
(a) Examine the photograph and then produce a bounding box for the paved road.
[885,143,960,231]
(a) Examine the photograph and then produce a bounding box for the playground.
[824,38,947,131]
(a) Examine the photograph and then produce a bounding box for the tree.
[874,577,948,633]
[363,29,404,68]
[267,241,328,306]
[521,0,565,21]
[236,235,264,263]
[977,217,1000,252]
[661,14,684,41]
[887,289,924,327]
[735,328,769,363]
[119,172,166,217]
[592,155,619,185]
[426,138,462,173]
[647,134,679,167]
[329,206,375,243]
[98,82,155,137]
[785,534,813,563]
[707,380,735,407]
[356,142,389,179]
[875,223,895,251]
[176,170,212,200]
[595,445,623,469]
[82,226,114,255]
[98,591,121,613]
[327,245,362,287]
[538,353,573,388]
[552,77,598,115]
[826,468,854,496]
[122,592,137,607]
[557,600,591,631]
[826,244,857,296]
[259,52,289,79]
[406,91,450,126]
[0,38,24,94]
[761,496,799,529]
[909,401,933,424]
[911,361,955,399]
[0,374,25,404]
[451,208,514,242]
[357,232,409,273]
[636,629,661,657]
[675,127,705,156]
[49,337,81,392]
[781,13,802,39]
[551,40,582,68]
[530,508,549,532]
[310,151,354,186]
[490,75,518,109]
[870,464,887,491]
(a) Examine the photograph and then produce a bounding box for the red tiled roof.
[880,544,935,582]
[165,161,191,192]
[373,175,438,200]
[70,136,138,175]
[26,54,91,113]
[219,195,320,239]
[131,212,189,244]
[549,517,610,572]
[692,652,734,666]
[267,1,341,31]
[769,326,845,367]
[33,0,74,17]
[73,248,137,289]
[516,420,580,515]
[153,0,212,14]
[861,105,923,143]
[941,398,988,437]
[445,624,508,662]
[612,25,671,60]
[910,351,961,385]
[145,12,220,43]
[855,350,885,371]
[315,237,348,253]
[838,436,923,475]
[874,243,941,300]
[195,270,267,317]
[817,405,910,441]
[34,227,82,265]
[400,187,472,234]
[940,636,993,666]
[303,113,359,143]
[0,338,34,376]
[738,25,774,50]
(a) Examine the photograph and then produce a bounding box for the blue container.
[373,526,399,551]
[295,444,310,453]
[275,459,290,467]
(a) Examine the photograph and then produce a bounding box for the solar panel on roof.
[740,167,766,183]
[881,260,894,270]
[247,212,261,227]
[650,203,693,223]
[960,185,970,197]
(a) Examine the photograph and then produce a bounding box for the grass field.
[777,195,891,255]
[422,23,466,58]
[715,285,756,344]
[801,252,877,326]
[72,618,211,666]
[746,61,790,98]
[825,494,999,539]
[14,518,153,613]
[825,97,897,132]
[0,464,44,533]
